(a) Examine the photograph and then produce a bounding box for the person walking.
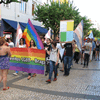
[46,42,60,83]
[80,47,85,65]
[45,38,52,76]
[13,38,26,75]
[74,43,80,64]
[83,38,92,68]
[27,40,37,80]
[95,40,100,61]
[60,40,74,76]
[0,37,11,90]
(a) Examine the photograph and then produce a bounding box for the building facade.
[1,0,42,25]
[0,0,43,37]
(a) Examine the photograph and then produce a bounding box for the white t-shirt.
[8,42,14,48]
[84,42,92,54]
[19,45,26,48]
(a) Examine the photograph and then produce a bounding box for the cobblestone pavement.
[0,60,100,100]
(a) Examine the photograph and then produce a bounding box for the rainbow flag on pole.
[9,48,46,74]
[22,19,44,49]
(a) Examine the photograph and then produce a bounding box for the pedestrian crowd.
[0,35,100,90]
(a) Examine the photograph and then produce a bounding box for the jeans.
[84,53,90,66]
[45,57,50,73]
[49,61,59,80]
[71,54,74,66]
[63,56,72,75]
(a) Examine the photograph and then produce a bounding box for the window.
[32,4,34,16]
[4,4,10,8]
[20,1,27,13]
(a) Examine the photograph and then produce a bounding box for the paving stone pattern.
[0,60,100,100]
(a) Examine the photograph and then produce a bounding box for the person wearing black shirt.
[41,37,47,48]
[60,40,74,76]
[45,38,52,76]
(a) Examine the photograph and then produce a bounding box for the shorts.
[96,48,99,51]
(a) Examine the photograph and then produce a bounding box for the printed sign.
[9,48,46,74]
[60,20,74,42]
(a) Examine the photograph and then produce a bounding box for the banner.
[73,32,81,51]
[45,28,51,42]
[9,48,46,74]
[0,4,1,20]
[60,20,74,42]
[74,20,84,51]
[15,23,23,47]
[88,31,93,39]
[22,19,44,49]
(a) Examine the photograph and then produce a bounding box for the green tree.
[34,1,93,37]
[0,0,28,4]
[91,28,100,37]
[81,16,93,36]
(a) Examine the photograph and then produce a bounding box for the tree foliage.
[34,1,93,36]
[91,28,100,37]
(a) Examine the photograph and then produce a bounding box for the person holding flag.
[60,40,74,76]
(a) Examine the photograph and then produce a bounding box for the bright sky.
[42,0,100,25]
[71,0,100,24]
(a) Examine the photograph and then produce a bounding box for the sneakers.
[83,66,85,68]
[86,66,88,68]
[60,70,64,72]
[53,78,57,81]
[13,73,18,76]
[95,59,97,61]
[83,66,88,68]
[46,79,51,83]
[63,74,67,76]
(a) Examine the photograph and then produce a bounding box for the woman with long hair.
[13,38,26,76]
[27,39,37,80]
[95,40,100,61]
[46,41,60,83]
[0,37,11,90]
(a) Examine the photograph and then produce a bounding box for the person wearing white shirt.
[13,38,26,76]
[8,38,14,48]
[83,38,92,68]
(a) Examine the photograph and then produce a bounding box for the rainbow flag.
[22,19,44,49]
[9,48,46,74]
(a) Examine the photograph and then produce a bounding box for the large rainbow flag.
[22,19,44,49]
[9,48,46,74]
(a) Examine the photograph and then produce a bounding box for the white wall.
[1,0,42,26]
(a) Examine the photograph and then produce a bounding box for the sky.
[42,0,100,26]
